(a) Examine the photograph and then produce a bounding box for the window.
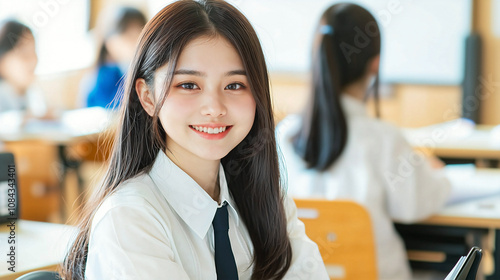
[148,0,472,85]
[0,0,92,75]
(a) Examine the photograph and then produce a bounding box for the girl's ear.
[136,78,155,116]
[368,55,380,75]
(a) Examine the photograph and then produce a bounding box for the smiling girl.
[61,1,328,279]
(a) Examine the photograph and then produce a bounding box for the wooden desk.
[0,108,115,220]
[403,119,500,159]
[399,195,500,280]
[422,195,500,229]
[0,107,113,144]
[0,220,76,280]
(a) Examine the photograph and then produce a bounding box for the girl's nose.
[200,90,227,117]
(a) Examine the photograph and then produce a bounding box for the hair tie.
[320,25,334,36]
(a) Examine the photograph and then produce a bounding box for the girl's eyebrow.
[174,69,206,77]
[173,69,247,77]
[225,70,247,77]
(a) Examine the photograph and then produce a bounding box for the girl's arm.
[382,127,452,223]
[282,196,330,280]
[85,201,190,280]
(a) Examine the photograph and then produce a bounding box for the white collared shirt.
[0,80,26,113]
[0,80,47,116]
[85,151,328,280]
[276,94,451,280]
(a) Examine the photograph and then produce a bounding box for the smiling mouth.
[189,125,231,134]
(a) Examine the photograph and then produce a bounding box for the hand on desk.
[427,155,445,169]
[444,165,500,205]
[23,107,61,122]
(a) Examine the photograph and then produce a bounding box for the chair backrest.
[3,142,59,221]
[15,270,60,280]
[294,199,377,280]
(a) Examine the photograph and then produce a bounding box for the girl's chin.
[191,145,234,161]
[196,151,231,162]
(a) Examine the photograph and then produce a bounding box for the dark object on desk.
[461,33,482,123]
[15,271,60,280]
[0,152,19,223]
[395,224,485,272]
[445,246,482,280]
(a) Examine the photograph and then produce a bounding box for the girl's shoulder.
[0,80,17,100]
[350,116,403,139]
[276,114,302,139]
[91,174,163,228]
[113,174,156,199]
[96,63,123,76]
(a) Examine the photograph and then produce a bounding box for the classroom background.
[0,0,499,279]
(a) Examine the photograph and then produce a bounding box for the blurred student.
[276,4,451,280]
[0,19,46,116]
[82,7,146,108]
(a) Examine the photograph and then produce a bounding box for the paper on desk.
[61,106,113,135]
[0,110,23,133]
[445,164,500,205]
[402,118,475,145]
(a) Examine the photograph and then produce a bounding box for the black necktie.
[212,203,239,280]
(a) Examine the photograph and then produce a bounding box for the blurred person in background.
[276,4,451,280]
[81,6,146,109]
[0,19,47,117]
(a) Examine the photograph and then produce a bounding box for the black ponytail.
[292,3,381,171]
[292,28,347,170]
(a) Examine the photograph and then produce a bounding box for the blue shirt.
[86,64,124,109]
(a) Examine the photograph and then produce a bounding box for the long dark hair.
[96,6,146,66]
[0,20,33,79]
[292,3,381,170]
[62,1,292,279]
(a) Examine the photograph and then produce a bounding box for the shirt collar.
[341,94,368,118]
[148,151,240,239]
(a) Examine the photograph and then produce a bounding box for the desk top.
[422,195,500,229]
[0,107,114,144]
[403,119,500,159]
[0,220,76,280]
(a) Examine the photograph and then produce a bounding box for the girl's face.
[146,36,256,163]
[105,23,143,65]
[0,32,37,92]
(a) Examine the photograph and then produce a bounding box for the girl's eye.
[178,83,199,90]
[225,83,245,90]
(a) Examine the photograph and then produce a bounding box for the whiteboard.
[231,0,473,85]
[148,0,473,85]
[0,0,92,74]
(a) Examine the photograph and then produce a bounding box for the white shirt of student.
[0,80,47,115]
[0,80,26,113]
[85,151,329,280]
[276,94,451,280]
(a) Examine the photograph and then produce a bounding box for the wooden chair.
[4,141,60,222]
[294,199,377,280]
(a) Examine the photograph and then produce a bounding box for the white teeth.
[192,126,227,134]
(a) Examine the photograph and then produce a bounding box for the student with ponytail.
[62,1,328,279]
[276,3,451,280]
